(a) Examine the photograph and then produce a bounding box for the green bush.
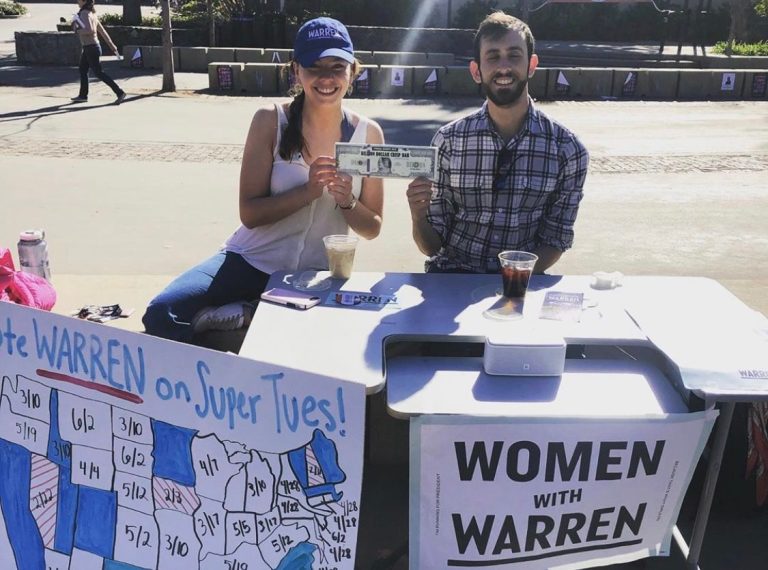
[98,12,206,29]
[0,1,27,16]
[174,12,211,28]
[712,41,768,56]
[98,13,160,26]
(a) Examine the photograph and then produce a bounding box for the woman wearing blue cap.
[142,17,385,349]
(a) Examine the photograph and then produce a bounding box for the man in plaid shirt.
[407,12,589,274]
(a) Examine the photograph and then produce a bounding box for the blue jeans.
[78,44,123,98]
[142,251,270,343]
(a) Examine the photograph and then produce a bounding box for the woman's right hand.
[305,156,339,202]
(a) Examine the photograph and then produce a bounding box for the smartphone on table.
[260,288,322,310]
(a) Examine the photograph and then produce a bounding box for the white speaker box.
[484,333,566,376]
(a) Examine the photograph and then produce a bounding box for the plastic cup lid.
[20,229,44,241]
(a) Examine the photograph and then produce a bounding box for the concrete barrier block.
[235,48,267,63]
[206,48,235,64]
[243,63,279,95]
[705,70,746,100]
[354,50,375,65]
[208,62,244,93]
[374,65,413,97]
[122,45,159,69]
[122,45,139,67]
[277,65,296,95]
[263,48,292,64]
[676,70,709,100]
[636,69,680,100]
[611,69,641,99]
[744,71,768,100]
[547,69,569,99]
[676,70,745,100]
[350,65,377,98]
[412,66,444,96]
[372,51,428,65]
[426,52,455,66]
[178,46,208,72]
[127,46,178,70]
[547,68,613,99]
[529,68,548,100]
[582,69,614,99]
[441,65,479,97]
[144,45,163,69]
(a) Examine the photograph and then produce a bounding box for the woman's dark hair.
[278,59,361,161]
[81,0,96,12]
[278,86,306,161]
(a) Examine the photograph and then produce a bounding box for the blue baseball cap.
[294,17,354,68]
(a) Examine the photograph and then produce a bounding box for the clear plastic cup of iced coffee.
[323,234,359,279]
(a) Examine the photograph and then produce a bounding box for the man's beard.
[480,72,528,106]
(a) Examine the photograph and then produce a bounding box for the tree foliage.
[0,1,27,16]
[455,0,503,29]
[725,0,767,53]
[282,0,416,27]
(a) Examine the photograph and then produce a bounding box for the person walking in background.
[71,0,126,104]
[407,11,589,275]
[142,17,385,349]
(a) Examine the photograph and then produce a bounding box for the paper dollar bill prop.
[336,143,437,179]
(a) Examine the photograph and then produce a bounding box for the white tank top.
[224,104,368,274]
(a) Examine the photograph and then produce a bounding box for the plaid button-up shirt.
[425,99,589,273]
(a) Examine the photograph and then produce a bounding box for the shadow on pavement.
[0,60,166,88]
[0,91,163,122]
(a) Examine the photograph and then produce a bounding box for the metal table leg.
[682,401,735,569]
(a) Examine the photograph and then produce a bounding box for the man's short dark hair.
[473,11,535,63]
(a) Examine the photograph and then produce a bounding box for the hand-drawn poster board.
[752,73,767,98]
[410,413,716,569]
[0,302,365,570]
[217,66,234,91]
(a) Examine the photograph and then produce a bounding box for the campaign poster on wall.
[0,302,365,570]
[410,413,716,569]
[217,66,234,91]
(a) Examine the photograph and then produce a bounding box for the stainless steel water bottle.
[17,229,51,281]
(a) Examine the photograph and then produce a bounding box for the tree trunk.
[161,0,176,92]
[122,0,141,26]
[207,0,216,47]
[727,0,751,53]
[520,0,530,23]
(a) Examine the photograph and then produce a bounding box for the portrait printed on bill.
[336,143,437,179]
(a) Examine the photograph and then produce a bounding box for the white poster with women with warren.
[411,413,717,569]
[0,301,365,570]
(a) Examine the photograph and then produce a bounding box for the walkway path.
[2,135,768,173]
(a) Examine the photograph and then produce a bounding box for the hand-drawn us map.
[0,301,366,570]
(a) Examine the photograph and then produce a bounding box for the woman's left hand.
[327,172,355,208]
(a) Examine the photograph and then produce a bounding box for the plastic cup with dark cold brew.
[323,234,359,279]
[498,251,538,299]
